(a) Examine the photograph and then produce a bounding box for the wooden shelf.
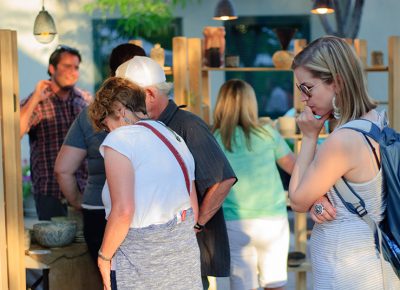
[365,65,388,72]
[202,67,292,72]
[288,261,312,272]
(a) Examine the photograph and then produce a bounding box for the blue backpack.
[333,119,400,279]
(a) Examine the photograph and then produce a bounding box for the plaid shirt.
[22,87,90,199]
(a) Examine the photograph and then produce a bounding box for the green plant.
[84,0,200,38]
[22,159,32,199]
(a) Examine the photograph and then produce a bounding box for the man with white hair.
[116,56,237,289]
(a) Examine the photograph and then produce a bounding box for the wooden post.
[354,39,368,68]
[173,37,189,106]
[187,38,203,117]
[293,39,307,113]
[0,29,25,290]
[293,38,308,290]
[388,36,400,131]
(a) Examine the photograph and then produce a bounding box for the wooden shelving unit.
[172,36,400,290]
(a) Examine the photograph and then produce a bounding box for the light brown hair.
[292,35,376,126]
[89,77,147,131]
[213,79,267,152]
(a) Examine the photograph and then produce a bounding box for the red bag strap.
[136,122,190,195]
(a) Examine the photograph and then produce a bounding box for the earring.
[332,95,341,120]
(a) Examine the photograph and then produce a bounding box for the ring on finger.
[314,203,325,216]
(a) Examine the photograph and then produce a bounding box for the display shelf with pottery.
[33,221,77,248]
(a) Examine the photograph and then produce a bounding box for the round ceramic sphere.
[272,50,294,69]
[33,221,77,248]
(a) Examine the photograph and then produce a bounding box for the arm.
[98,147,134,290]
[190,181,199,223]
[54,145,87,210]
[289,107,353,212]
[277,152,296,175]
[289,130,353,212]
[20,80,53,137]
[197,177,236,226]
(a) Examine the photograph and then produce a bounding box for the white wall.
[0,0,399,159]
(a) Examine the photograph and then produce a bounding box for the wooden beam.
[354,39,367,68]
[172,37,188,106]
[388,36,400,131]
[0,29,25,290]
[187,38,203,117]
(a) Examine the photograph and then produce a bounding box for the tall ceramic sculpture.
[203,26,226,67]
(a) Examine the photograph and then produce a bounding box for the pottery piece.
[203,26,226,67]
[33,221,77,248]
[150,43,165,68]
[288,251,306,267]
[272,27,297,69]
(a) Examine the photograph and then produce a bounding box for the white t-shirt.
[99,120,195,228]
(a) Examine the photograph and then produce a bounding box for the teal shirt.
[214,125,291,221]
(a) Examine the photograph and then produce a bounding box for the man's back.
[158,100,236,276]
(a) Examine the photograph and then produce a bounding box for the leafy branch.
[84,0,200,38]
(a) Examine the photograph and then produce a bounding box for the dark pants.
[34,195,67,220]
[82,208,107,262]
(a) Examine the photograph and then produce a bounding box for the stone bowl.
[288,251,306,267]
[33,221,77,248]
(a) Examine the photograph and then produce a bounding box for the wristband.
[98,250,112,261]
[193,222,205,231]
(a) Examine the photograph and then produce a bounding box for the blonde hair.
[292,35,376,126]
[213,79,267,152]
[89,77,147,131]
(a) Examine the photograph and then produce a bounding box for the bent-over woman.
[89,77,202,290]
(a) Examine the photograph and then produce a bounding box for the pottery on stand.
[150,43,165,68]
[272,27,297,69]
[203,26,226,67]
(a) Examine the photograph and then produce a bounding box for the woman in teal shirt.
[213,79,295,290]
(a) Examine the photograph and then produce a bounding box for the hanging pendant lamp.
[33,0,57,44]
[311,0,335,15]
[213,0,238,21]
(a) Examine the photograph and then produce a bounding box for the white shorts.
[227,217,289,290]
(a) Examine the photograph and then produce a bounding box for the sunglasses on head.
[54,44,79,54]
[296,79,328,98]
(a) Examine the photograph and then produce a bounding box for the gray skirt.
[114,209,202,290]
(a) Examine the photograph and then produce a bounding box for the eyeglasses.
[296,79,328,98]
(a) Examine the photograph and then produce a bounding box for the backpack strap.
[333,178,377,232]
[341,119,381,142]
[341,119,382,169]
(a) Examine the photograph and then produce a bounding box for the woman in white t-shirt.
[89,77,202,290]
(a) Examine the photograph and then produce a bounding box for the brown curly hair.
[89,77,147,131]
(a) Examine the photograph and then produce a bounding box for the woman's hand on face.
[98,258,111,290]
[296,106,331,139]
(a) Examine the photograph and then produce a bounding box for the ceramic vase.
[272,27,297,69]
[203,26,226,67]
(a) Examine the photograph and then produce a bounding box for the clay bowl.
[288,251,306,267]
[33,221,77,248]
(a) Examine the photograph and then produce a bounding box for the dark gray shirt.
[158,100,237,277]
[63,107,107,207]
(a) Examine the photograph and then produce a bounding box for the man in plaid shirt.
[20,45,91,220]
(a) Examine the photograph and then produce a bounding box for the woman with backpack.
[289,36,400,289]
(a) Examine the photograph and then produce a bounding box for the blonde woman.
[213,79,295,290]
[89,77,202,290]
[289,36,400,289]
